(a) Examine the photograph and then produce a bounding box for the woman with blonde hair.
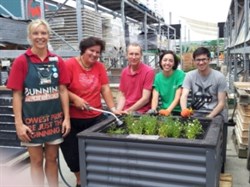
[7,19,71,187]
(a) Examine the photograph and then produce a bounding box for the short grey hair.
[127,43,142,54]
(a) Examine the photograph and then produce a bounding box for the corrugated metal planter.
[78,116,223,187]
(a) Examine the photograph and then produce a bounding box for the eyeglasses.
[194,58,209,63]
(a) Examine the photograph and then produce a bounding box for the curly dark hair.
[79,36,105,55]
[158,50,179,70]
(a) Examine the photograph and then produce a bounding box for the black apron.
[22,55,63,143]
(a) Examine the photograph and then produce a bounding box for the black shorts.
[60,114,106,172]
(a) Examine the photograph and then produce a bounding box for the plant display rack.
[0,86,27,166]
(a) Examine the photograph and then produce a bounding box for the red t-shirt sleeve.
[119,68,127,92]
[6,54,27,90]
[57,56,70,85]
[143,69,155,90]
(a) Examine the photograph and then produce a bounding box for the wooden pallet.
[239,104,250,113]
[234,125,248,147]
[231,128,248,158]
[237,104,250,121]
[236,89,250,104]
[234,82,250,104]
[236,113,250,130]
[219,173,233,187]
[235,116,249,144]
[234,82,250,89]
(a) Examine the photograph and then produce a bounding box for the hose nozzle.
[88,106,123,126]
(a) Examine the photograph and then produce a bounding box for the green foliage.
[181,39,225,54]
[158,116,182,138]
[107,124,127,135]
[171,119,183,138]
[125,115,143,134]
[158,122,170,137]
[124,115,134,126]
[129,118,144,134]
[183,118,204,139]
[111,115,204,140]
[141,115,158,135]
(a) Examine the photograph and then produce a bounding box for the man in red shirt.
[117,43,155,114]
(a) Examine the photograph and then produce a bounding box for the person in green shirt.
[148,50,185,116]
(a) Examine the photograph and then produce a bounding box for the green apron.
[22,55,63,143]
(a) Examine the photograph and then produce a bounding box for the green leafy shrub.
[183,118,204,139]
[141,115,158,135]
[107,125,127,135]
[158,116,182,138]
[129,119,144,134]
[108,115,204,139]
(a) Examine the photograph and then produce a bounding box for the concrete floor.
[0,127,249,187]
[224,126,249,187]
[0,149,75,187]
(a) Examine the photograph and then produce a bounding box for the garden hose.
[88,106,123,126]
[57,106,123,187]
[58,152,71,187]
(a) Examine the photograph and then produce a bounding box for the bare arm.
[125,89,151,113]
[68,90,89,110]
[151,89,159,110]
[116,91,126,111]
[180,88,190,110]
[59,85,71,137]
[12,90,33,142]
[207,91,226,118]
[101,84,116,112]
[167,87,182,112]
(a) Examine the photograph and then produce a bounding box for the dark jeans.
[60,114,106,172]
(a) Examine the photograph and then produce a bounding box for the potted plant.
[78,115,223,187]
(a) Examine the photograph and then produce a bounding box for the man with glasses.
[180,47,227,125]
[180,46,228,173]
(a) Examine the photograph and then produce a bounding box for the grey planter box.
[78,116,223,187]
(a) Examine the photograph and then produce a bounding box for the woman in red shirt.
[60,36,118,187]
[7,19,70,187]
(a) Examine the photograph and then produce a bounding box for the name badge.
[49,56,58,62]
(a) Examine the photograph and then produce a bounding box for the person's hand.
[121,110,130,115]
[206,114,213,119]
[146,109,157,115]
[122,110,140,116]
[71,97,89,111]
[181,108,193,118]
[107,107,121,115]
[112,110,122,115]
[15,123,33,142]
[62,118,71,137]
[159,109,171,116]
